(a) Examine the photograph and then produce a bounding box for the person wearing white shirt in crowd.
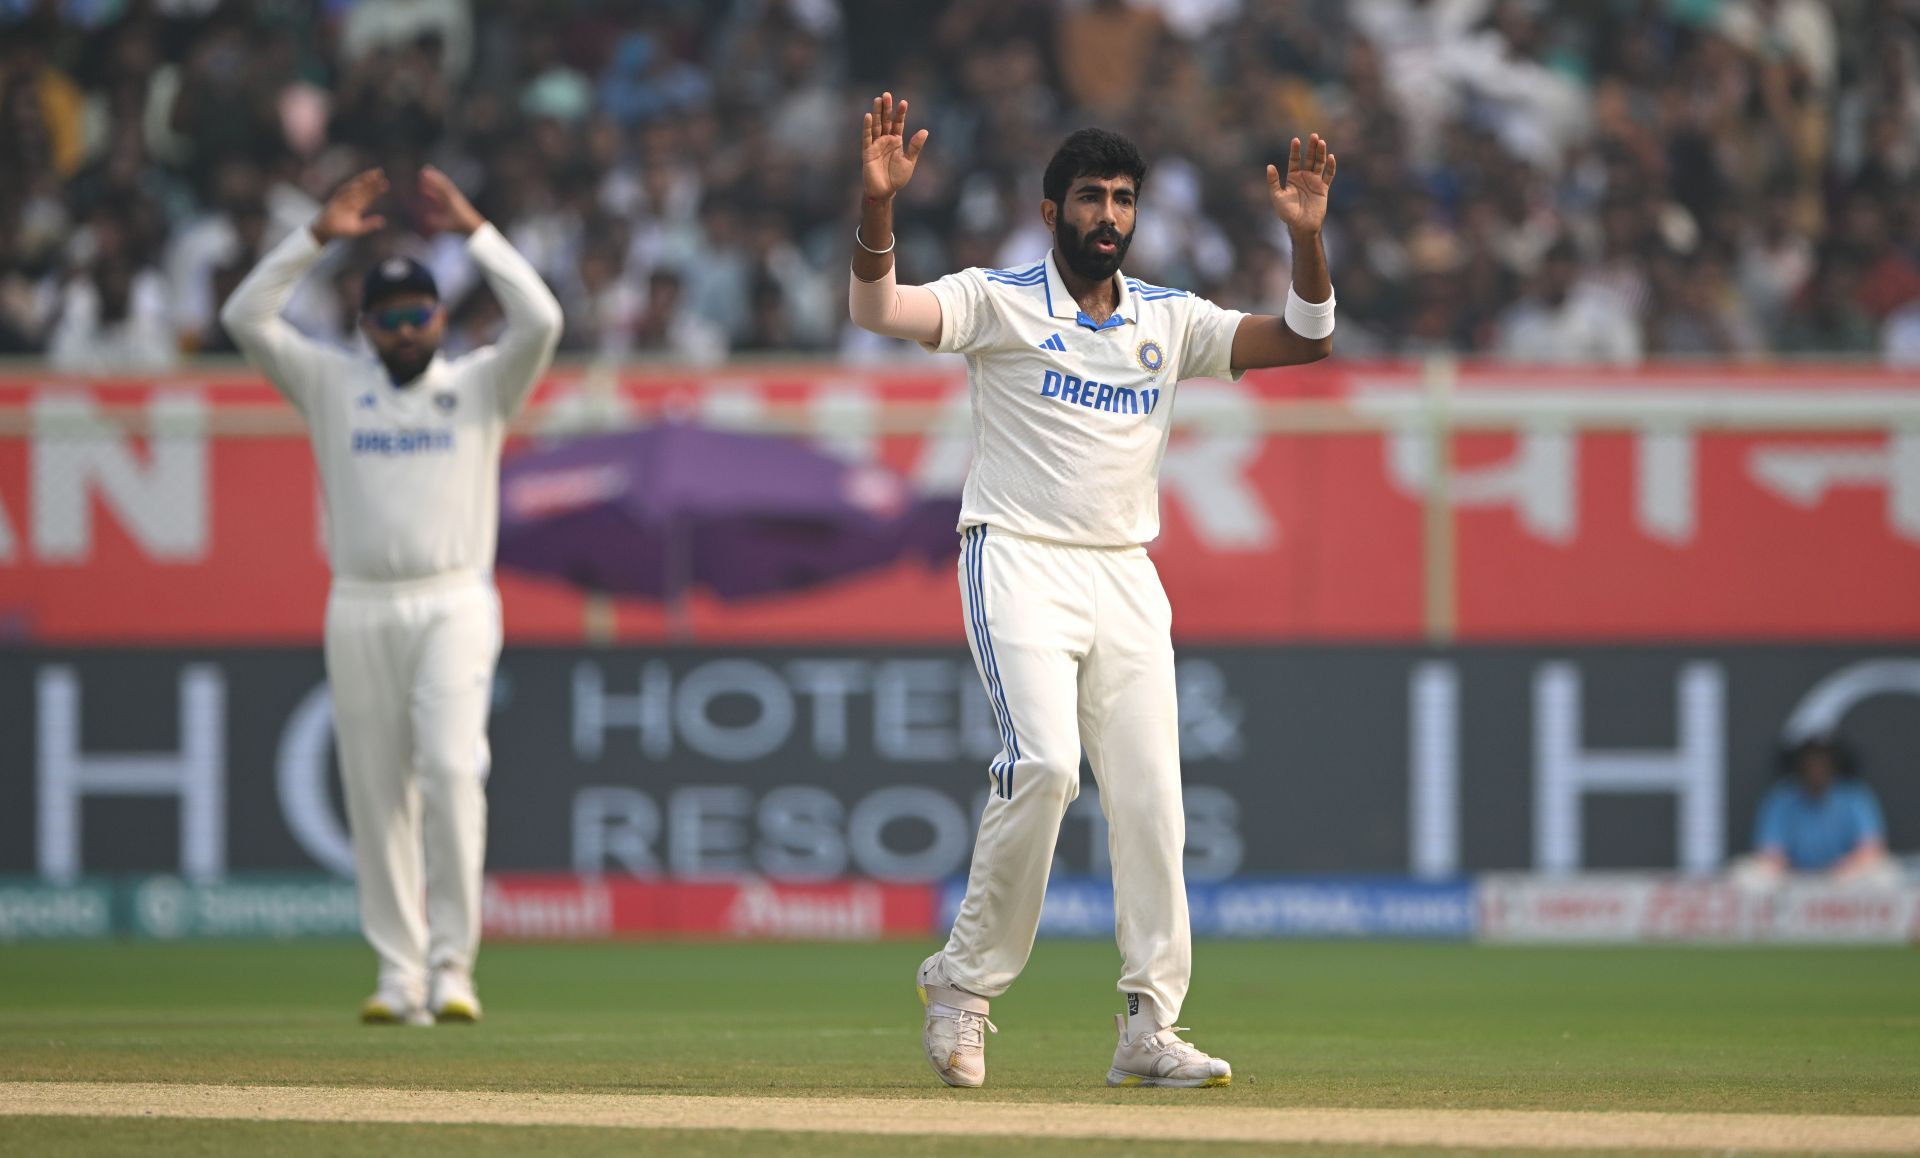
[1498,240,1643,365]
[48,257,178,373]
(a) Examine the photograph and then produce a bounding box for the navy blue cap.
[361,256,439,311]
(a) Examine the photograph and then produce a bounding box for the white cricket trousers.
[934,524,1191,1026]
[324,572,501,1001]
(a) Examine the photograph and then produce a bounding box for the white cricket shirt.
[925,251,1245,547]
[221,223,562,586]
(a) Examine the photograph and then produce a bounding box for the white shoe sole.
[1106,1067,1231,1088]
[361,1002,433,1028]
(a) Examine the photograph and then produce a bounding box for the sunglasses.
[370,304,437,331]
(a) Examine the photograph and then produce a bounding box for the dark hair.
[1778,734,1858,779]
[1043,128,1147,206]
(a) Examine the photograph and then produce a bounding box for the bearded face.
[1056,214,1134,281]
[361,294,446,385]
[1052,175,1137,282]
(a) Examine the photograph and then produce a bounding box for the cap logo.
[382,259,410,278]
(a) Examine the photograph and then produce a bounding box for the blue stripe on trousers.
[963,527,1008,797]
[961,528,1002,796]
[970,527,1015,798]
[966,525,1020,798]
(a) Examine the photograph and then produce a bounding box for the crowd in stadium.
[1,0,1917,371]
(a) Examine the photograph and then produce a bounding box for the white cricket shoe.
[1107,1015,1232,1087]
[916,955,996,1088]
[429,967,482,1024]
[360,989,433,1027]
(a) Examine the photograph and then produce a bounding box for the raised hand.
[1267,134,1336,234]
[418,165,486,236]
[312,169,390,244]
[862,92,928,202]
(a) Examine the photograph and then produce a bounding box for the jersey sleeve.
[921,268,1001,355]
[218,226,335,416]
[1178,294,1249,383]
[465,222,564,419]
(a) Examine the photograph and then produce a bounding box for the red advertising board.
[480,874,938,940]
[2,363,1917,643]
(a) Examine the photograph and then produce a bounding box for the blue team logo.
[1136,339,1165,375]
[355,392,377,410]
[434,391,457,413]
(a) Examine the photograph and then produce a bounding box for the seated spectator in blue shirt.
[1734,736,1899,887]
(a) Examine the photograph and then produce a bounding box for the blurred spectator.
[339,0,474,85]
[1779,247,1880,355]
[1056,0,1163,117]
[1,22,86,178]
[1730,735,1901,888]
[1496,241,1642,364]
[1736,188,1818,327]
[1885,300,1920,366]
[1645,249,1764,359]
[1,0,1917,364]
[159,14,284,182]
[165,158,268,348]
[0,261,45,353]
[559,245,641,358]
[330,35,451,158]
[47,254,176,372]
[598,32,711,127]
[632,268,725,364]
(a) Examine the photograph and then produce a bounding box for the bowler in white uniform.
[847,96,1338,1088]
[221,168,562,1026]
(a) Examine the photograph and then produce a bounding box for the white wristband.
[1284,285,1336,340]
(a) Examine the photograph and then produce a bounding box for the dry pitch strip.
[3,1082,1918,1152]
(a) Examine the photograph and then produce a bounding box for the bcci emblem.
[433,392,457,413]
[1135,339,1165,375]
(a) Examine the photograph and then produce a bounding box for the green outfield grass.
[0,939,1914,1155]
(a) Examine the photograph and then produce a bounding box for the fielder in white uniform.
[221,168,562,1026]
[847,95,1338,1088]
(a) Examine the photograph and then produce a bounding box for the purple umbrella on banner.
[497,423,960,636]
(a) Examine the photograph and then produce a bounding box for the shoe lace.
[952,1010,998,1051]
[1153,1027,1211,1064]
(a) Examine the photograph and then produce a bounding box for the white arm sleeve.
[847,264,944,345]
[466,222,564,418]
[218,226,332,415]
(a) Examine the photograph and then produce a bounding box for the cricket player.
[221,168,562,1026]
[847,95,1336,1088]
